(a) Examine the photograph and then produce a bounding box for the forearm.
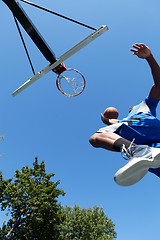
[146,54,160,87]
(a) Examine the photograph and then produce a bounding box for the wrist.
[146,53,153,61]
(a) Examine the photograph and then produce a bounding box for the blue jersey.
[118,96,160,177]
[119,96,160,147]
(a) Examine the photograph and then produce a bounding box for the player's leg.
[89,132,134,151]
[89,132,160,186]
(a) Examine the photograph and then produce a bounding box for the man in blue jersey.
[89,43,160,186]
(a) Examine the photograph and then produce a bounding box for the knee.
[89,134,99,148]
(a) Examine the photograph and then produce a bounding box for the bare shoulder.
[149,84,160,101]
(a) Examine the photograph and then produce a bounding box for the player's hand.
[101,113,110,125]
[130,43,151,59]
[101,113,118,125]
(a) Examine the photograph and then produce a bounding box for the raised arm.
[130,43,160,100]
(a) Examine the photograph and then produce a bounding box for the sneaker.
[114,143,160,186]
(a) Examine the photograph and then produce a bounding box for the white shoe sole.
[114,147,160,187]
[114,157,152,186]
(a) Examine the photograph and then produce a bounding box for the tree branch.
[3,209,26,240]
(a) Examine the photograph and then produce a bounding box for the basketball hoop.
[56,69,86,97]
[11,26,108,97]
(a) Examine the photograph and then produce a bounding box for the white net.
[56,69,85,97]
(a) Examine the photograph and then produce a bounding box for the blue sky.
[0,0,160,239]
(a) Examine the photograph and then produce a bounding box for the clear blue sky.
[0,0,160,239]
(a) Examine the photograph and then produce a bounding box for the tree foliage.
[0,157,65,240]
[59,205,117,240]
[0,158,117,239]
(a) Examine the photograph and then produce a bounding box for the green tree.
[0,158,117,239]
[59,205,117,240]
[0,221,9,239]
[0,157,65,240]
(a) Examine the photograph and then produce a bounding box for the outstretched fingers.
[133,43,146,48]
[130,43,151,59]
[130,43,144,54]
[130,48,137,55]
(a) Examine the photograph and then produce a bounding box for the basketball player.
[89,43,160,186]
